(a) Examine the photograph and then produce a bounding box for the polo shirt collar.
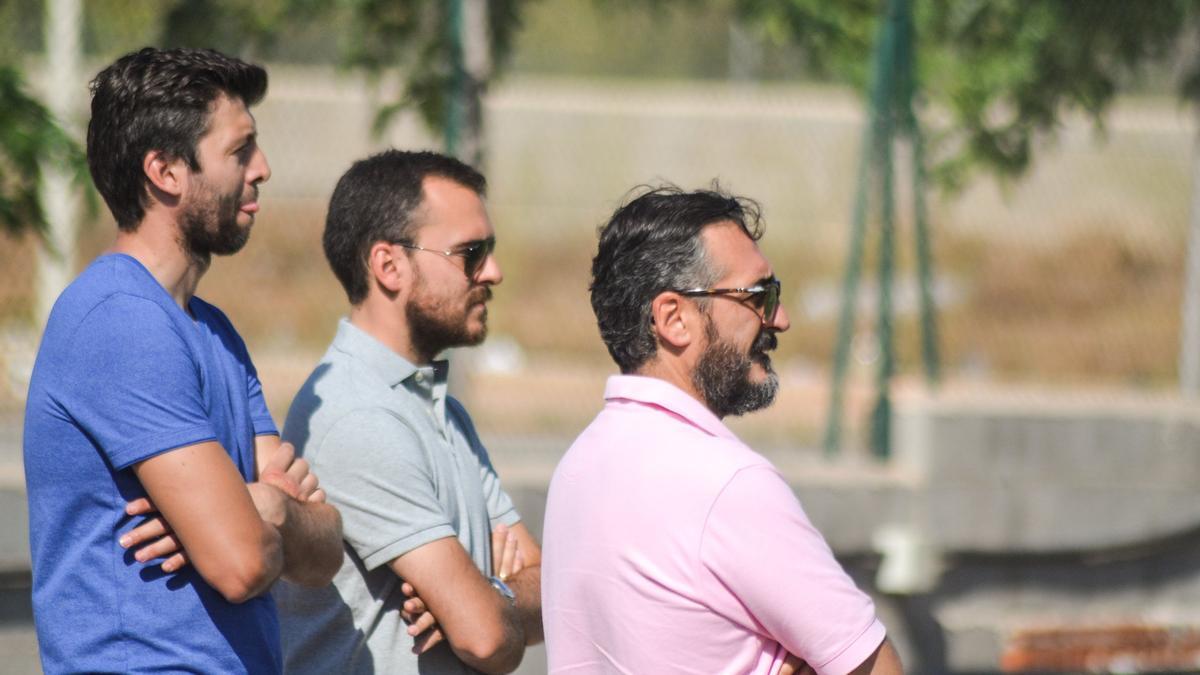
[603,374,738,441]
[332,319,451,424]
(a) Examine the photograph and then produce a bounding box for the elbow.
[456,625,522,674]
[207,532,282,603]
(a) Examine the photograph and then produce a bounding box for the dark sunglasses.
[675,277,782,325]
[395,236,496,279]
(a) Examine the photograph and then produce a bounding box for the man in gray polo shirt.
[275,150,542,674]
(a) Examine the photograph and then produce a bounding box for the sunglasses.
[675,277,782,325]
[395,236,496,279]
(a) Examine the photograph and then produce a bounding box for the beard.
[407,280,492,360]
[180,178,251,260]
[692,317,780,418]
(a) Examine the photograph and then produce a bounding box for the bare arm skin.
[253,435,343,587]
[501,522,543,646]
[389,523,543,675]
[401,521,542,657]
[131,441,283,603]
[123,437,343,591]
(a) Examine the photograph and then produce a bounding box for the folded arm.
[390,525,542,675]
[131,441,283,603]
[124,436,342,595]
[253,434,343,587]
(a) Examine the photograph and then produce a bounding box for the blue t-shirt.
[23,253,282,674]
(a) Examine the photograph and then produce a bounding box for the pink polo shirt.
[542,375,886,675]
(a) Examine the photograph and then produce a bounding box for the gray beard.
[692,319,779,418]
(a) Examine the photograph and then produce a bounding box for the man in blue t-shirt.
[23,47,343,674]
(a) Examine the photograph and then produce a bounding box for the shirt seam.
[361,524,459,571]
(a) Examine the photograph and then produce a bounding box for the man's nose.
[768,303,790,332]
[475,251,502,285]
[250,147,271,184]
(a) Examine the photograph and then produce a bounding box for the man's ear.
[367,241,409,296]
[143,150,186,198]
[650,291,696,351]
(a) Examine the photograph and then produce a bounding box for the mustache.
[468,286,493,304]
[751,329,777,355]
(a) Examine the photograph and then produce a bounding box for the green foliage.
[0,65,87,241]
[736,0,1200,190]
[336,0,531,134]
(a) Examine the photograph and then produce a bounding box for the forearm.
[452,604,525,675]
[506,565,543,646]
[277,500,343,587]
[454,567,540,672]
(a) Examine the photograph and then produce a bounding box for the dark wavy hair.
[590,184,764,373]
[323,149,487,305]
[87,47,267,230]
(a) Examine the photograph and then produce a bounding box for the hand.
[400,581,445,654]
[120,497,189,573]
[260,441,325,503]
[491,523,525,581]
[780,653,815,675]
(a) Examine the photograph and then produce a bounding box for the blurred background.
[2,1,1200,673]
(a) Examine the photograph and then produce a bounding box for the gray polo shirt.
[275,319,520,675]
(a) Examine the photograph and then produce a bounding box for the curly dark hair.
[87,47,268,230]
[590,184,764,373]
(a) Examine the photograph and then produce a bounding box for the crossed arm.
[121,434,343,602]
[391,522,543,675]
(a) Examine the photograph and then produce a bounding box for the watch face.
[489,576,516,603]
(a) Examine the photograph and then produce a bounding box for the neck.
[636,356,718,418]
[108,211,208,310]
[349,300,429,365]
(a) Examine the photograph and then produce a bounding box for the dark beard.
[692,319,779,418]
[180,188,248,261]
[407,285,492,360]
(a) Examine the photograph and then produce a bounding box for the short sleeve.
[700,466,886,675]
[447,398,519,528]
[244,358,277,437]
[314,408,456,570]
[61,294,217,470]
[195,299,277,438]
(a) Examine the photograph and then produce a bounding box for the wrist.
[488,576,516,607]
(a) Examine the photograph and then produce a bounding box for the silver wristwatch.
[488,576,516,606]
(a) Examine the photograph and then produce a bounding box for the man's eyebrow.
[228,130,257,151]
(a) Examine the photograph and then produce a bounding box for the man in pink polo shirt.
[542,186,903,675]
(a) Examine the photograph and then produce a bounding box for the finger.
[412,628,445,654]
[125,497,155,516]
[512,549,525,577]
[492,523,510,576]
[307,488,327,504]
[286,457,310,484]
[160,551,190,573]
[132,533,183,563]
[297,472,319,500]
[266,441,296,474]
[499,531,517,581]
[403,597,426,615]
[405,610,438,637]
[119,517,169,549]
[401,582,417,598]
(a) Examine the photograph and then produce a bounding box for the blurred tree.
[0,64,85,241]
[735,0,1200,189]
[736,0,1200,397]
